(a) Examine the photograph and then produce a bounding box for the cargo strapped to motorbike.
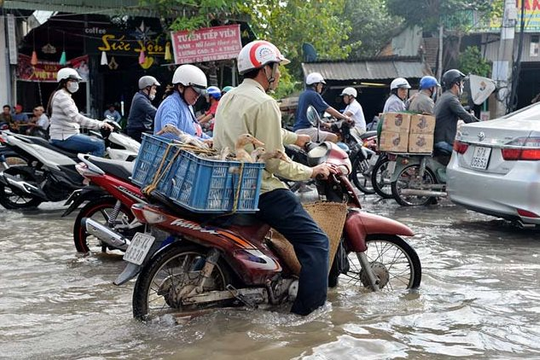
[133,134,264,214]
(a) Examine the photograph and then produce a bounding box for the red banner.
[171,25,242,64]
[17,54,89,82]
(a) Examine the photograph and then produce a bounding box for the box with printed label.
[379,130,409,152]
[382,112,411,133]
[410,114,436,134]
[408,133,434,153]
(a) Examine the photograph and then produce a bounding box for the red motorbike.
[125,141,421,321]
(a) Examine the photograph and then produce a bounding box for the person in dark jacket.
[433,69,479,154]
[126,76,160,142]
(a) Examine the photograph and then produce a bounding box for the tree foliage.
[457,46,491,77]
[141,0,351,96]
[343,0,402,58]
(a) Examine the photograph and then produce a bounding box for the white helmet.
[138,75,160,90]
[57,68,82,82]
[340,87,357,97]
[172,64,208,90]
[390,77,411,90]
[306,72,326,85]
[237,40,290,75]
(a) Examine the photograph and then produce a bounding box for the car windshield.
[501,102,540,121]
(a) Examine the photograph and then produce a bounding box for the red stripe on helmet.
[249,41,266,68]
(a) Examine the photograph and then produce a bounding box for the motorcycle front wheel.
[391,164,436,206]
[132,243,235,321]
[351,156,375,194]
[337,235,421,290]
[0,167,42,209]
[73,197,136,253]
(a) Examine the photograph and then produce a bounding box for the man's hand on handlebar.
[311,163,337,180]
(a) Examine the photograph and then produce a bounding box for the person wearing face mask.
[153,64,210,140]
[214,40,335,316]
[48,68,113,156]
[433,69,479,154]
[126,75,160,142]
[408,76,440,115]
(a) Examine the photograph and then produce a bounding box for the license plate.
[470,146,491,170]
[123,232,155,265]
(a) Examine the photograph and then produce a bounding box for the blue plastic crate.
[131,134,179,189]
[132,134,264,213]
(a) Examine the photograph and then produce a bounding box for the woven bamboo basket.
[269,202,348,275]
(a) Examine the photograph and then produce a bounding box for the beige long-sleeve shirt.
[213,79,313,194]
[49,89,103,140]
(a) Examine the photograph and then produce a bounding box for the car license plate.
[470,146,491,170]
[123,232,155,265]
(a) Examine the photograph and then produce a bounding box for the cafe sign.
[171,25,242,64]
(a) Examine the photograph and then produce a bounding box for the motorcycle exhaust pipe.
[399,189,448,197]
[0,172,48,200]
[82,217,131,251]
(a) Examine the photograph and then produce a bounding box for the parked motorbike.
[0,123,139,209]
[62,154,146,254]
[390,151,450,206]
[121,112,421,321]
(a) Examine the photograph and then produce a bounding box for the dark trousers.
[255,189,329,315]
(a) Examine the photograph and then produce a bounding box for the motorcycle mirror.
[306,106,321,127]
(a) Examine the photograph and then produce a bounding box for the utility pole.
[493,0,517,117]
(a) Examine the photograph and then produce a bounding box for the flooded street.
[1,196,540,359]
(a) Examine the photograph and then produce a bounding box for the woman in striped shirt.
[48,68,113,156]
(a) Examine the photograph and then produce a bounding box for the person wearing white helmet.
[126,75,160,142]
[340,87,366,138]
[154,64,210,140]
[293,72,352,143]
[214,40,335,316]
[383,77,411,113]
[47,68,113,156]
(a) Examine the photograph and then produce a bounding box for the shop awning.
[302,57,432,82]
[2,0,177,17]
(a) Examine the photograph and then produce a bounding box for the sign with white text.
[171,25,242,64]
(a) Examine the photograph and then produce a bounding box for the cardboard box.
[382,113,411,133]
[408,133,434,153]
[379,130,409,152]
[410,114,436,134]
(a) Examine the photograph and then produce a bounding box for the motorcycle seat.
[360,131,377,140]
[16,134,80,159]
[85,155,134,182]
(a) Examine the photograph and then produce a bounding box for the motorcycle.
[390,150,450,206]
[122,112,421,321]
[0,122,139,209]
[62,154,146,254]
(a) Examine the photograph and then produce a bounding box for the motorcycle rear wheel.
[73,197,136,254]
[133,243,235,321]
[0,167,42,209]
[391,164,436,206]
[351,156,375,194]
[337,235,421,290]
[371,155,394,199]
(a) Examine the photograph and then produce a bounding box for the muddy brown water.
[1,195,539,359]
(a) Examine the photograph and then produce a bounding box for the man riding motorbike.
[293,72,352,143]
[340,87,366,139]
[126,76,160,142]
[409,76,440,115]
[383,77,411,113]
[433,69,479,154]
[213,40,335,316]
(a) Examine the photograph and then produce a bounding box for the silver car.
[447,102,540,226]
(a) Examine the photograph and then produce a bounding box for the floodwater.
[1,196,540,359]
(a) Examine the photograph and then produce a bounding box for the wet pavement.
[1,194,540,359]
